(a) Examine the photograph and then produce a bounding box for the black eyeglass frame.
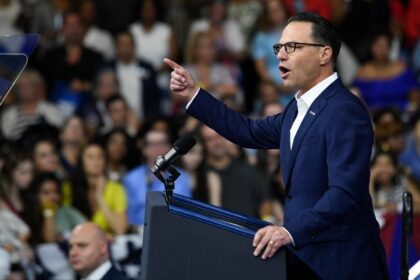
[273,42,326,55]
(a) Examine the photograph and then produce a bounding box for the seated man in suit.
[69,222,128,280]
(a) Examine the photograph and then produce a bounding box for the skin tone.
[106,132,127,172]
[16,72,45,112]
[163,20,335,260]
[9,159,34,212]
[62,13,92,92]
[255,0,288,86]
[369,154,398,212]
[33,141,60,173]
[200,126,231,169]
[60,116,86,168]
[107,97,139,133]
[116,33,135,64]
[39,179,61,242]
[69,222,109,277]
[95,71,119,101]
[82,144,127,235]
[143,130,171,168]
[192,33,237,99]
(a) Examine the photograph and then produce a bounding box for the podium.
[140,192,286,280]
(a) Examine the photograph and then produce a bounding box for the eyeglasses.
[273,42,325,54]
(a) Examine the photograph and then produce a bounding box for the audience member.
[353,31,419,111]
[41,11,103,118]
[0,69,64,141]
[369,151,406,213]
[188,0,246,62]
[105,31,160,122]
[123,129,191,228]
[65,142,128,235]
[59,116,87,178]
[22,172,86,245]
[0,189,32,279]
[79,0,115,60]
[102,128,137,182]
[1,152,34,215]
[28,0,72,49]
[69,222,128,280]
[337,0,391,61]
[0,0,23,36]
[196,125,272,219]
[181,138,206,192]
[226,0,263,45]
[374,120,406,157]
[94,0,138,36]
[78,68,120,137]
[252,80,283,117]
[251,0,292,106]
[32,138,64,177]
[184,31,241,107]
[129,0,177,98]
[400,115,420,181]
[103,95,138,137]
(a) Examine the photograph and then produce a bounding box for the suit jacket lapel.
[283,95,328,189]
[282,78,344,189]
[280,100,297,185]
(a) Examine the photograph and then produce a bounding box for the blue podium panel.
[141,192,286,280]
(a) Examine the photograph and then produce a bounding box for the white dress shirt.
[290,73,338,149]
[81,260,111,280]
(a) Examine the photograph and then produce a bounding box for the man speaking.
[164,12,389,280]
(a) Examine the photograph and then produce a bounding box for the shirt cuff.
[281,226,295,246]
[186,88,201,109]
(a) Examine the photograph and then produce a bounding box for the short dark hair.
[287,12,341,65]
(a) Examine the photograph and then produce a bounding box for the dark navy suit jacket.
[187,78,389,279]
[101,265,129,280]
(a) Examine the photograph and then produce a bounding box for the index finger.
[163,58,182,70]
[253,227,267,247]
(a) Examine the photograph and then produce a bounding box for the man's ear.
[320,46,333,66]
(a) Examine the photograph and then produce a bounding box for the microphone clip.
[153,163,180,205]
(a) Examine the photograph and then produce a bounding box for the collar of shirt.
[294,72,338,111]
[81,260,112,280]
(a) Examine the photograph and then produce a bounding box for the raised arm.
[164,58,283,149]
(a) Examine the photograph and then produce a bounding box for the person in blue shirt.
[122,128,192,226]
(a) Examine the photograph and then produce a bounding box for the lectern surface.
[140,192,286,280]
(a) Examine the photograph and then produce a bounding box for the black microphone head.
[174,134,196,155]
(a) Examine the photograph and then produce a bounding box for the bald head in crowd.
[69,222,109,278]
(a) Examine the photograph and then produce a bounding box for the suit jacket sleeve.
[187,89,282,149]
[283,100,374,248]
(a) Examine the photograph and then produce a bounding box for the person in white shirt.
[80,0,115,61]
[69,222,128,280]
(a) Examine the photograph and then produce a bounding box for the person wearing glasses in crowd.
[122,128,191,231]
[164,12,389,279]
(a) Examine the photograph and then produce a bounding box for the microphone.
[151,134,196,175]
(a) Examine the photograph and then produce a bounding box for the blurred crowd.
[0,0,419,279]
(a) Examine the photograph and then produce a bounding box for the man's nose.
[69,248,77,257]
[277,47,287,61]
